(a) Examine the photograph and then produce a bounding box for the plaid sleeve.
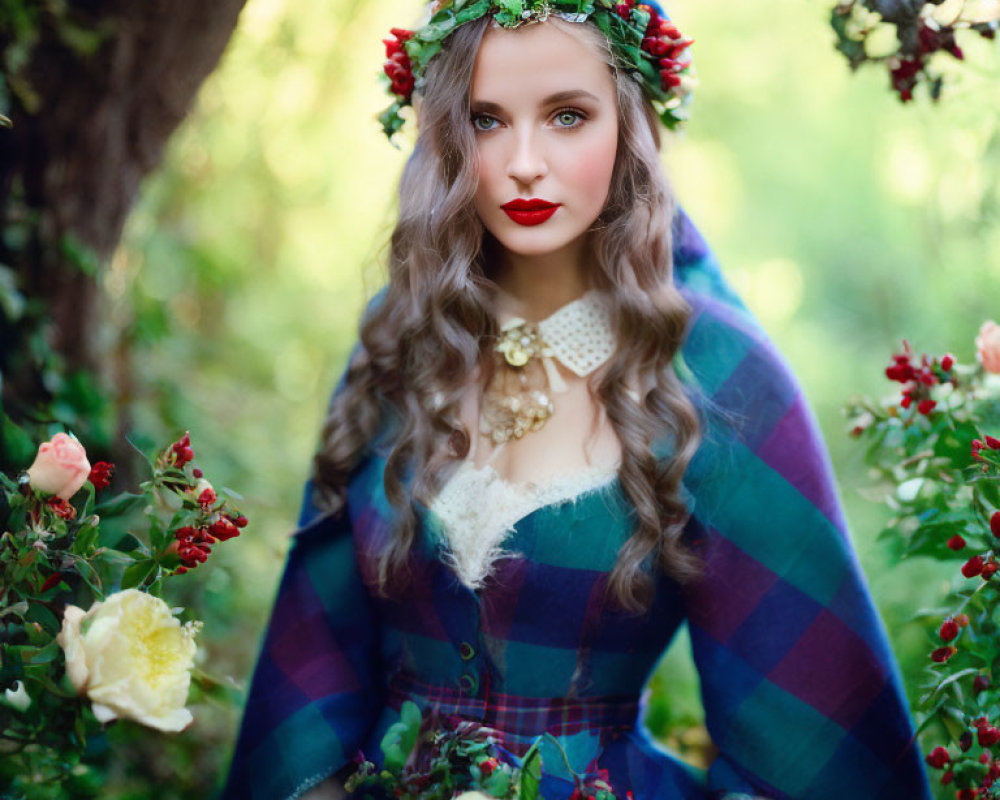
[218,506,383,800]
[677,293,932,800]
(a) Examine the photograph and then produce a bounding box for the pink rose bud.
[977,320,1000,374]
[26,433,92,500]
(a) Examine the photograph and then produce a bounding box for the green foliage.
[0,433,246,799]
[848,344,1000,796]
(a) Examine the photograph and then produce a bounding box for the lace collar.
[491,286,638,402]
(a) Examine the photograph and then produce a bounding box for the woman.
[221,2,932,799]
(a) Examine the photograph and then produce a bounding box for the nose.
[506,126,548,187]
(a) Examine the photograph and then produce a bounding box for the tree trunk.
[0,0,246,475]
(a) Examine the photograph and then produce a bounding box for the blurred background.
[4,0,1000,796]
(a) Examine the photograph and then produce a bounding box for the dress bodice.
[428,455,621,590]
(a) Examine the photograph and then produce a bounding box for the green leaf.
[73,521,100,554]
[1,411,37,469]
[72,557,104,597]
[24,602,60,636]
[59,233,100,277]
[149,517,167,554]
[518,743,542,800]
[482,767,511,796]
[380,700,422,772]
[23,639,61,665]
[124,432,156,473]
[93,491,146,518]
[496,0,523,18]
[121,558,157,590]
[923,667,981,703]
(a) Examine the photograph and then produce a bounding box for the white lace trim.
[429,459,619,590]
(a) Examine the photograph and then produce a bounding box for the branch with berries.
[0,430,246,798]
[830,0,999,105]
[845,320,1000,798]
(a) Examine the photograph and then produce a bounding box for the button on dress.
[220,208,932,800]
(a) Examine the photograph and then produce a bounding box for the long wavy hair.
[312,14,703,613]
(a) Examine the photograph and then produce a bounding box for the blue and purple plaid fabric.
[220,205,932,800]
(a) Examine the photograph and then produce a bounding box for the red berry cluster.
[884,340,954,415]
[384,28,415,99]
[949,510,1000,594]
[614,2,693,92]
[961,552,999,580]
[87,461,114,490]
[972,436,1000,462]
[932,612,970,662]
[170,431,195,467]
[171,513,247,575]
[927,723,1000,795]
[890,18,996,103]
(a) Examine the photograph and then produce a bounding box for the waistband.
[385,670,640,752]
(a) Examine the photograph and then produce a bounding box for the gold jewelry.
[480,321,555,444]
[478,289,619,444]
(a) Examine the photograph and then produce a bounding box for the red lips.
[501,198,561,226]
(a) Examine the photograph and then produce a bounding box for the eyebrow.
[470,89,601,113]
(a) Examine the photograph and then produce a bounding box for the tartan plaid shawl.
[219,206,932,800]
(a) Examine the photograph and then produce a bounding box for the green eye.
[472,114,499,131]
[555,110,583,127]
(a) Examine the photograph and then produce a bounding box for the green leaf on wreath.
[380,700,423,772]
[482,768,511,796]
[496,0,524,19]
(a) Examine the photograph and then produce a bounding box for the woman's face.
[469,20,619,261]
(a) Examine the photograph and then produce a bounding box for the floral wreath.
[379,0,696,143]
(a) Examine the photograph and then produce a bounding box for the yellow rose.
[26,432,92,500]
[977,320,1000,374]
[56,589,201,732]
